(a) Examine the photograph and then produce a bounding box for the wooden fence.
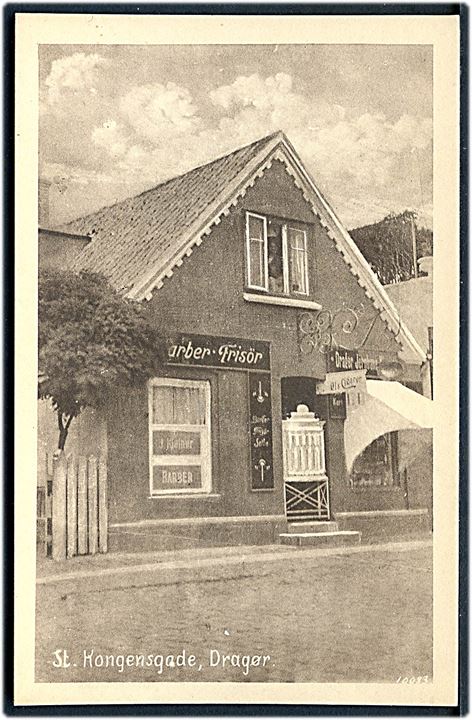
[37,452,108,560]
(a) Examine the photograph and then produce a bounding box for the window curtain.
[152,385,207,425]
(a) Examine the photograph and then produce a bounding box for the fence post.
[52,452,67,561]
[66,455,78,558]
[98,457,108,553]
[45,453,54,557]
[77,456,88,555]
[88,456,98,555]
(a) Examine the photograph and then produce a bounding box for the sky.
[39,44,433,229]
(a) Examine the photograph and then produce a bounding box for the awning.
[344,380,434,473]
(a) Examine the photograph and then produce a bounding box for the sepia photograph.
[14,11,460,707]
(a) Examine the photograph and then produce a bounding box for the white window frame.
[246,212,268,291]
[281,224,290,295]
[245,212,310,298]
[148,378,212,496]
[287,226,309,296]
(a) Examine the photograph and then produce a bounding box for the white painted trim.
[281,224,289,294]
[336,509,428,518]
[128,132,425,364]
[279,531,360,538]
[148,377,212,496]
[111,513,287,528]
[277,137,427,362]
[287,226,309,296]
[128,134,283,300]
[147,493,221,500]
[245,211,268,291]
[243,292,322,311]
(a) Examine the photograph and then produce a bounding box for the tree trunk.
[57,412,74,451]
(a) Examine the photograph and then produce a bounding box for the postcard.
[14,10,460,708]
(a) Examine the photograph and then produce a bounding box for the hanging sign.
[165,333,270,372]
[316,369,367,395]
[327,349,402,379]
[248,372,274,490]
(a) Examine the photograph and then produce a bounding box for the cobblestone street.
[35,542,432,684]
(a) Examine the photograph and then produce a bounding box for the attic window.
[245,212,309,297]
[246,213,267,290]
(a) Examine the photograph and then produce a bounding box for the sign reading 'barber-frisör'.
[165,333,270,372]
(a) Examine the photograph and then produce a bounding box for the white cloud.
[40,66,432,229]
[92,120,129,158]
[210,72,344,133]
[210,72,294,111]
[206,74,433,213]
[119,82,201,142]
[45,52,109,104]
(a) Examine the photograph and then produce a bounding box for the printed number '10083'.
[396,676,430,683]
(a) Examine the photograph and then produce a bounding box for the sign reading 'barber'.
[165,333,270,371]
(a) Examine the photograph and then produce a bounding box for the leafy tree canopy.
[349,210,433,286]
[39,269,164,449]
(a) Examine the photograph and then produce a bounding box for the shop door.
[282,404,330,521]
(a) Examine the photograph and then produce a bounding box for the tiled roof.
[63,132,281,293]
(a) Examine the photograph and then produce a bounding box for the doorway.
[280,377,330,521]
[281,376,319,419]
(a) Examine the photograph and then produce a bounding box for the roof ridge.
[57,130,284,231]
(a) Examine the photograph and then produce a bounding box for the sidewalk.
[37,537,432,589]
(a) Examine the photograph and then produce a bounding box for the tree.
[38,269,164,450]
[349,211,433,285]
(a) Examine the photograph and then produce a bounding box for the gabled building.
[54,131,433,550]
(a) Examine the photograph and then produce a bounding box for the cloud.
[40,66,433,229]
[119,82,201,143]
[210,72,345,134]
[92,120,129,158]
[45,52,109,105]
[210,72,294,111]
[206,74,433,223]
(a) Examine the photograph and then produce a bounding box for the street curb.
[37,539,433,591]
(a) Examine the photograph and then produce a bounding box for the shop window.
[246,212,309,296]
[349,433,399,488]
[148,378,212,495]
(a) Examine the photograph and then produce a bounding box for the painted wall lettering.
[152,465,202,491]
[153,431,201,456]
[328,393,347,420]
[248,372,274,490]
[165,333,270,371]
[326,348,400,378]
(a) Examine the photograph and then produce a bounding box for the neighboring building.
[38,178,91,270]
[385,256,434,398]
[382,256,434,517]
[42,131,433,550]
[39,228,91,271]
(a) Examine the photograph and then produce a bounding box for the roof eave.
[128,132,426,365]
[126,132,284,302]
[277,137,427,364]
